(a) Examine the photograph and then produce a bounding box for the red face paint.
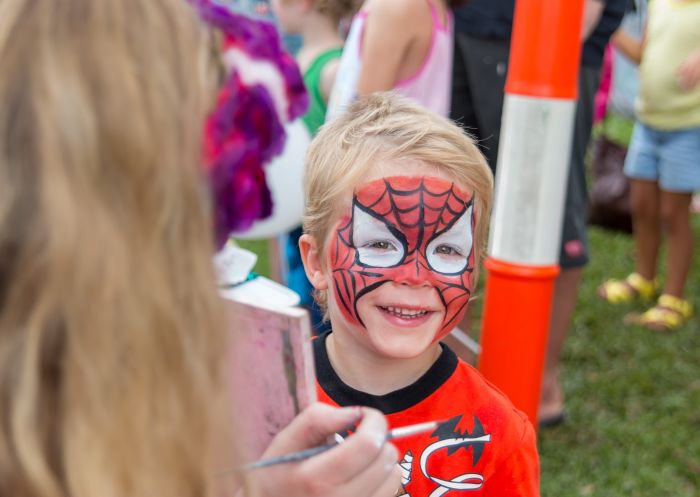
[328,176,476,342]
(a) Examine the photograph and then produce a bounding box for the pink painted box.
[224,299,316,464]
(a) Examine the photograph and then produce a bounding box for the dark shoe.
[538,411,566,429]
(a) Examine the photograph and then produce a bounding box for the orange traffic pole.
[478,0,585,428]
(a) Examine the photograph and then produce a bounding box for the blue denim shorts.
[624,122,700,193]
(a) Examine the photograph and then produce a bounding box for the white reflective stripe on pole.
[488,94,576,266]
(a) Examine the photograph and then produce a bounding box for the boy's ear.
[299,234,329,290]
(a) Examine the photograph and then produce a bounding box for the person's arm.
[320,58,341,105]
[242,404,401,497]
[356,0,422,95]
[581,0,604,41]
[611,28,645,65]
[677,47,700,91]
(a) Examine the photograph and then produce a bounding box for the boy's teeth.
[384,306,428,318]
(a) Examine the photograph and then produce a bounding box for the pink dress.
[327,0,453,119]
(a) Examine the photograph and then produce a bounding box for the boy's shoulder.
[424,353,533,444]
[391,352,539,497]
[402,354,539,496]
[451,358,530,421]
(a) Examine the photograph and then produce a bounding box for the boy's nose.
[393,257,430,287]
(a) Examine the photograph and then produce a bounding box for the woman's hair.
[0,1,226,496]
[304,92,493,300]
[314,0,362,23]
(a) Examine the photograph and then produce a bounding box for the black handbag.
[588,135,633,233]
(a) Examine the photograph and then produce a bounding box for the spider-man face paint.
[328,176,476,342]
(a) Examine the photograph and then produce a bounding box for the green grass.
[238,217,700,496]
[536,218,700,497]
[235,239,273,278]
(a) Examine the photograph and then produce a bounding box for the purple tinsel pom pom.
[191,0,309,246]
[205,73,286,246]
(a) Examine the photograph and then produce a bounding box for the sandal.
[597,273,657,304]
[626,294,693,332]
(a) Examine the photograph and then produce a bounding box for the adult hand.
[243,403,401,497]
[677,49,700,91]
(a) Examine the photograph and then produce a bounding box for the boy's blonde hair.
[304,92,494,264]
[0,1,226,496]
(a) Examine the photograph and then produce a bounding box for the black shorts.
[450,33,509,172]
[559,65,600,269]
[451,34,599,269]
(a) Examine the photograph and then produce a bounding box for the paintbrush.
[239,419,445,471]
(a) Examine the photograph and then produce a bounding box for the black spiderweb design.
[330,178,475,331]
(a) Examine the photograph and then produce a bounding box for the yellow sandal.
[626,294,693,332]
[597,273,657,304]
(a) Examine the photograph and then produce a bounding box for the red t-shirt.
[314,333,540,497]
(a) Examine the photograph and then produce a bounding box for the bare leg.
[691,192,700,214]
[629,179,662,280]
[539,267,583,421]
[659,191,693,297]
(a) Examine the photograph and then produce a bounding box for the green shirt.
[301,48,343,135]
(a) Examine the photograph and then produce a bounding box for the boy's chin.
[364,326,439,359]
[363,330,442,360]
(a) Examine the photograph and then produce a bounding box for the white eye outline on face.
[425,204,473,275]
[351,204,406,268]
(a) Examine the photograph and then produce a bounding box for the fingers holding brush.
[338,446,402,497]
[262,403,363,459]
[242,404,397,497]
[302,407,398,484]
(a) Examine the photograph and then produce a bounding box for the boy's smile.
[370,282,444,325]
[378,305,432,322]
[347,280,445,360]
[324,173,476,358]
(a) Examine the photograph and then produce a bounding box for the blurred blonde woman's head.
[0,1,225,496]
[314,0,361,24]
[304,92,494,261]
[272,0,359,31]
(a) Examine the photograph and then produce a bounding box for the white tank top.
[326,0,453,120]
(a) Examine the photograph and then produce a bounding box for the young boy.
[300,93,540,497]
